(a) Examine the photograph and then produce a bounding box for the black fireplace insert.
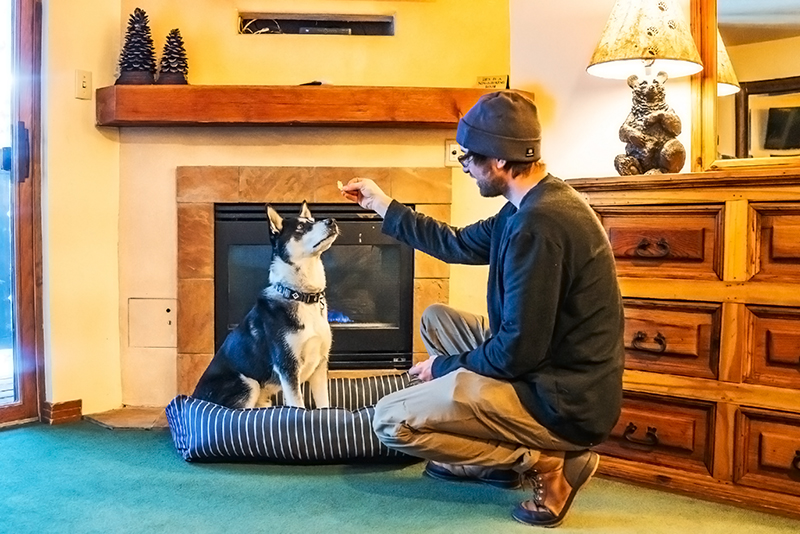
[214,203,414,370]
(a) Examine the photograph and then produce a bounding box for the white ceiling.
[718,0,800,46]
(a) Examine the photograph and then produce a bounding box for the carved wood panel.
[623,298,721,379]
[744,305,800,389]
[735,407,800,497]
[596,204,724,280]
[594,392,715,476]
[752,204,800,282]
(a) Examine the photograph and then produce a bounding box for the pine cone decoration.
[156,29,189,85]
[116,8,156,84]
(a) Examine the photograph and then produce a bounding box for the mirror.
[694,0,800,170]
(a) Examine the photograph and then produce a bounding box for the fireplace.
[214,203,414,369]
[175,166,451,394]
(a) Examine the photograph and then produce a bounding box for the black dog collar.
[272,283,326,304]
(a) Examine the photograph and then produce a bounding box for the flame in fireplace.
[328,309,354,323]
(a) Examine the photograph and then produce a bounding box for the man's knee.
[420,303,451,331]
[372,394,412,448]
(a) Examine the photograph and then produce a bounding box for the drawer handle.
[623,422,659,447]
[793,450,800,473]
[632,331,667,354]
[635,237,671,258]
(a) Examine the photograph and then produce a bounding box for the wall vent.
[239,13,395,36]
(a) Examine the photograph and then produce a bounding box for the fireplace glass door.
[215,204,414,369]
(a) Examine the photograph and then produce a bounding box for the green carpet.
[1,421,799,534]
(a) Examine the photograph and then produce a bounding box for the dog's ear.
[299,200,312,220]
[266,205,283,235]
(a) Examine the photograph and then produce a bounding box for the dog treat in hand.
[337,180,344,191]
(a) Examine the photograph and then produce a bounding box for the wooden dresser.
[569,168,800,518]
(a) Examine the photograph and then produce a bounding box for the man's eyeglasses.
[457,150,473,167]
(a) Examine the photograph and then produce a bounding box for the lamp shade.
[717,30,740,96]
[587,0,703,80]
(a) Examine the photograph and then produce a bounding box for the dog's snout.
[322,218,339,238]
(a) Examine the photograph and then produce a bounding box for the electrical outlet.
[74,70,92,100]
[444,139,464,167]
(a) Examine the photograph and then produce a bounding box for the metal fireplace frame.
[214,203,414,370]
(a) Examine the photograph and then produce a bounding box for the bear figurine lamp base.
[587,0,704,175]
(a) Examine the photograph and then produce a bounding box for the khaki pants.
[373,304,584,473]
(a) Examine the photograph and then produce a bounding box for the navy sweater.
[381,174,624,446]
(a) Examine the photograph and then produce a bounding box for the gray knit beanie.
[456,90,541,162]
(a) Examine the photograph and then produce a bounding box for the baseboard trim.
[0,417,38,429]
[41,399,82,425]
[597,455,800,520]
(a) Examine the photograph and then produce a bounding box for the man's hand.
[409,358,434,383]
[340,178,393,218]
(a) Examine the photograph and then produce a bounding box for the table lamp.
[587,0,704,175]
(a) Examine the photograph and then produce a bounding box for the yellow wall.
[43,0,703,410]
[450,0,696,316]
[455,0,699,314]
[42,0,122,414]
[509,0,695,179]
[41,0,508,410]
[112,0,509,407]
[121,0,508,87]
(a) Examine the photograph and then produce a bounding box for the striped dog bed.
[165,374,415,462]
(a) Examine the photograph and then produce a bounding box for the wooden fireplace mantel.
[95,85,491,128]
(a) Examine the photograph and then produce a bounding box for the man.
[340,90,624,528]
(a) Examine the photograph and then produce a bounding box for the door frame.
[0,0,44,425]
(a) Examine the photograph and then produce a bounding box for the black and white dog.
[192,202,339,409]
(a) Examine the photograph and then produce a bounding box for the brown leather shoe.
[511,450,599,528]
[424,461,521,490]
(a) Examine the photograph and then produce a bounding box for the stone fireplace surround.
[176,166,452,394]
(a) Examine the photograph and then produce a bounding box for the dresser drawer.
[735,408,800,497]
[752,203,800,282]
[744,305,800,389]
[595,205,724,280]
[623,299,720,379]
[594,393,714,475]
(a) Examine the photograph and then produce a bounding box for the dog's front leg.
[308,361,330,409]
[254,383,280,408]
[240,375,262,409]
[278,374,305,409]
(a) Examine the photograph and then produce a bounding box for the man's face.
[459,150,508,198]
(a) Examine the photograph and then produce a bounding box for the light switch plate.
[75,70,92,100]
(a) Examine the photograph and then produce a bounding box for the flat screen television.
[763,106,800,150]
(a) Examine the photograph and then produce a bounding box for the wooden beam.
[95,85,491,128]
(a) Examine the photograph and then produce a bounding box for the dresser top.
[568,167,800,192]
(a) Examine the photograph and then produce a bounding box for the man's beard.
[476,171,508,198]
